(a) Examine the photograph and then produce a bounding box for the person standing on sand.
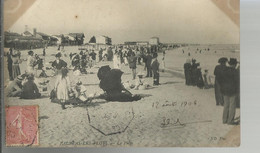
[161,51,166,72]
[220,58,239,125]
[214,57,228,106]
[27,51,36,75]
[7,48,13,80]
[11,50,21,79]
[54,68,72,109]
[190,59,197,86]
[145,52,153,77]
[151,53,160,85]
[128,52,137,80]
[184,59,192,85]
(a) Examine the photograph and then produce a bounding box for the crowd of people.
[5,45,240,125]
[5,44,165,109]
[214,57,240,125]
[184,55,240,125]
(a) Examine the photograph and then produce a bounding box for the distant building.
[68,33,85,45]
[124,41,149,46]
[89,35,112,45]
[22,30,33,37]
[4,31,44,50]
[149,37,160,45]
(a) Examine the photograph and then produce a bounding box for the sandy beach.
[4,45,240,147]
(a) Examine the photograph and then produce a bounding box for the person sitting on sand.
[196,65,204,89]
[203,69,213,89]
[6,75,23,97]
[20,74,41,99]
[74,81,89,102]
[134,72,148,90]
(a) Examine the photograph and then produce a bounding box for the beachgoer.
[145,52,153,77]
[11,50,21,79]
[7,48,13,80]
[6,75,23,97]
[214,57,228,106]
[128,52,137,80]
[20,74,41,99]
[151,53,160,85]
[220,58,239,125]
[54,68,72,109]
[184,59,192,85]
[52,53,67,75]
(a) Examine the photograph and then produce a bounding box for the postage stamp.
[5,105,39,146]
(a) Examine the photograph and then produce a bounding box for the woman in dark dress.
[52,53,67,75]
[184,59,192,85]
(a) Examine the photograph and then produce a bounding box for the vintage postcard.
[2,0,240,147]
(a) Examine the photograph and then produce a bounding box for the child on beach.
[74,81,88,102]
[134,72,148,90]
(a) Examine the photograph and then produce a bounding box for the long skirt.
[12,64,21,79]
[214,79,224,105]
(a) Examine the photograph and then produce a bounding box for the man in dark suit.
[145,52,153,77]
[214,57,228,106]
[220,58,239,125]
[151,53,160,85]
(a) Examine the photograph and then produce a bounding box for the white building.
[95,35,112,45]
[149,37,160,45]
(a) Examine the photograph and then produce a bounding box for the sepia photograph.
[2,0,240,147]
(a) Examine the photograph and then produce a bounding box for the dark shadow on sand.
[160,81,184,85]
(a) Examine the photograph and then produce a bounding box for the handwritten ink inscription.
[5,106,39,146]
[152,100,198,109]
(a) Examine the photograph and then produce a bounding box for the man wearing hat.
[6,75,23,97]
[214,57,228,106]
[220,58,239,125]
[145,52,153,77]
[151,53,160,85]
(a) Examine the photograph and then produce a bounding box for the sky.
[9,0,240,44]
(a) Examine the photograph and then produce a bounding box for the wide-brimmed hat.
[55,52,62,57]
[228,58,238,65]
[152,52,158,58]
[28,50,34,55]
[76,81,82,85]
[218,57,228,64]
[27,74,35,80]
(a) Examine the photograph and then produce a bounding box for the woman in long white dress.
[27,51,36,75]
[54,68,72,109]
[113,51,121,69]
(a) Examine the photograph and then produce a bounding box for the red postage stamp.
[5,105,39,146]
